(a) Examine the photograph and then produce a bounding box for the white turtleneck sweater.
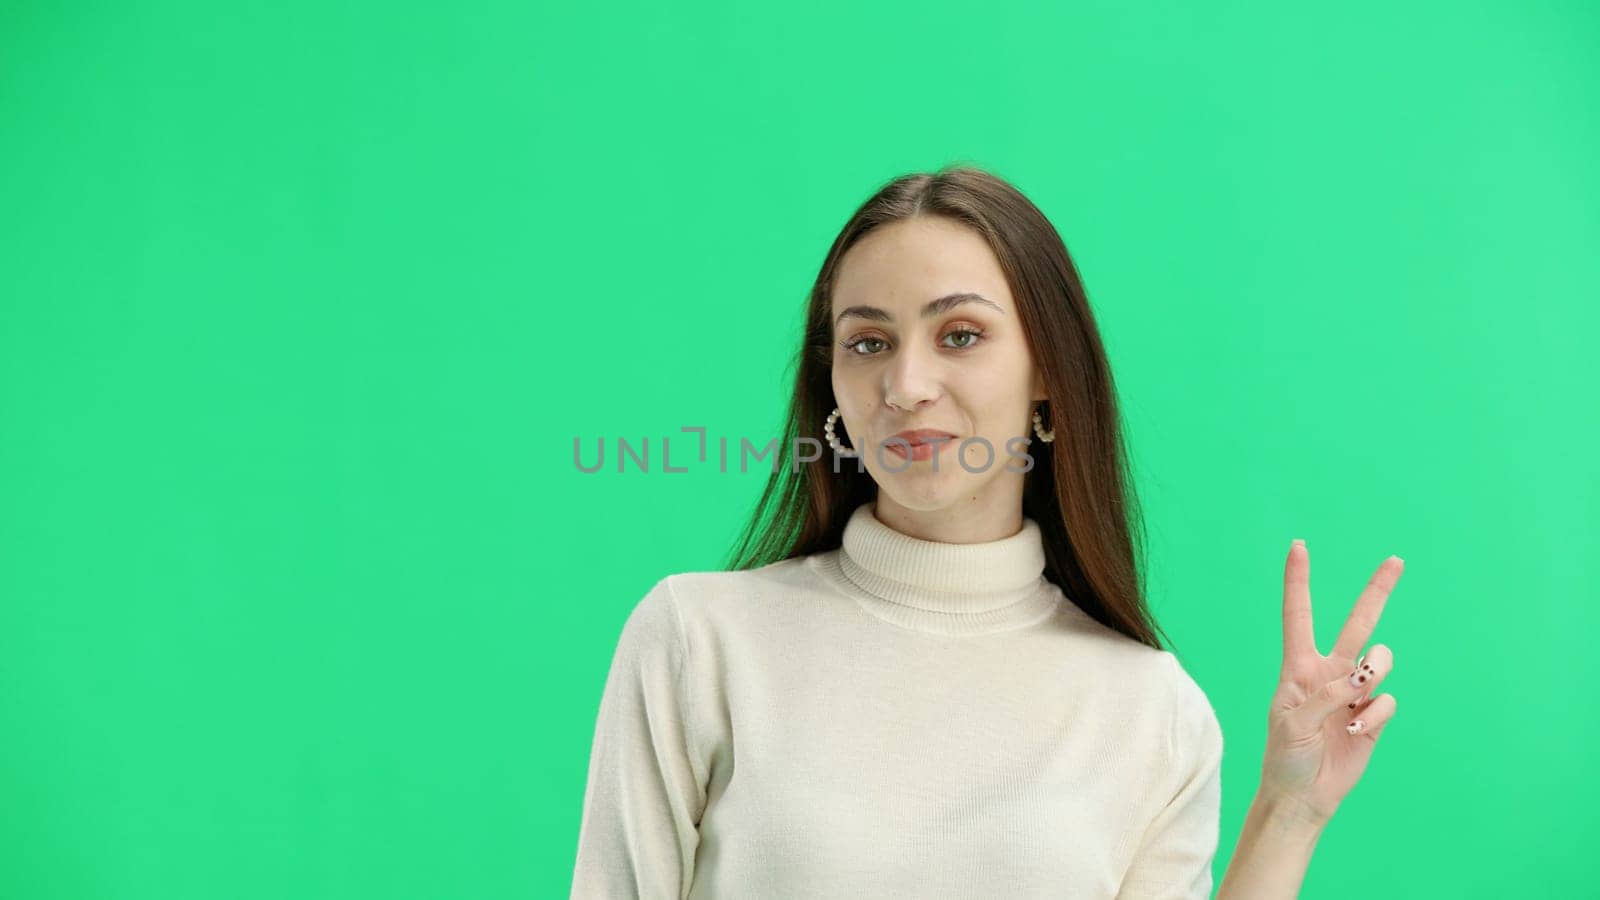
[570,501,1223,899]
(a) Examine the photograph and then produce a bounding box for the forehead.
[831,217,1015,316]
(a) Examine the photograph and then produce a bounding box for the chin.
[873,473,969,512]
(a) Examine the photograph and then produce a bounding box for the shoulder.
[607,575,689,672]
[1044,594,1212,696]
[605,558,820,683]
[1073,635,1221,772]
[1041,595,1185,687]
[664,555,817,591]
[1042,602,1221,752]
[1158,650,1217,716]
[651,556,819,615]
[1154,648,1224,764]
[620,556,822,639]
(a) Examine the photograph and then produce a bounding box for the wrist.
[1251,786,1331,835]
[1216,787,1328,900]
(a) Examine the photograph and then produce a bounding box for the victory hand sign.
[1216,540,1406,900]
[1264,539,1405,825]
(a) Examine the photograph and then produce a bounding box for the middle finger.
[1331,556,1405,661]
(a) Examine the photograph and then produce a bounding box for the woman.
[570,166,1404,899]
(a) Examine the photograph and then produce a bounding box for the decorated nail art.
[1347,718,1366,735]
[1348,660,1376,688]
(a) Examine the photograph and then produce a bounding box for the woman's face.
[830,216,1046,516]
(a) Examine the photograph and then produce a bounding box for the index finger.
[1331,555,1405,661]
[1282,539,1316,660]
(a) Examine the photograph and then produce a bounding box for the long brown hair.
[723,164,1169,651]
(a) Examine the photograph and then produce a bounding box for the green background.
[2,1,1595,896]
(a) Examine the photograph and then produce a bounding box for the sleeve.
[1116,650,1224,900]
[570,576,707,900]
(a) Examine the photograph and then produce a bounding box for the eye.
[841,336,888,356]
[941,327,985,350]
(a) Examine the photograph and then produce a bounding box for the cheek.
[832,361,883,397]
[961,386,1032,439]
[830,366,853,401]
[830,375,874,424]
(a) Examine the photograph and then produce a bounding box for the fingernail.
[1348,661,1375,688]
[1347,718,1366,735]
[1292,538,1305,548]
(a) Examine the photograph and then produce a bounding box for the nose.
[883,341,941,413]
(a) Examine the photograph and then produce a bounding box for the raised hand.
[1260,539,1405,826]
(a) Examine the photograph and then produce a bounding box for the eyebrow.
[833,292,1005,326]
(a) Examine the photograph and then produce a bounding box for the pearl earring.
[1032,403,1055,443]
[824,407,859,457]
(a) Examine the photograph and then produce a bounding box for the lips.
[881,428,959,463]
[883,428,959,448]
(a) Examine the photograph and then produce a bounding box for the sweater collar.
[821,500,1059,635]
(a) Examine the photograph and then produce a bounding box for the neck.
[872,487,1027,544]
[809,499,1060,636]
